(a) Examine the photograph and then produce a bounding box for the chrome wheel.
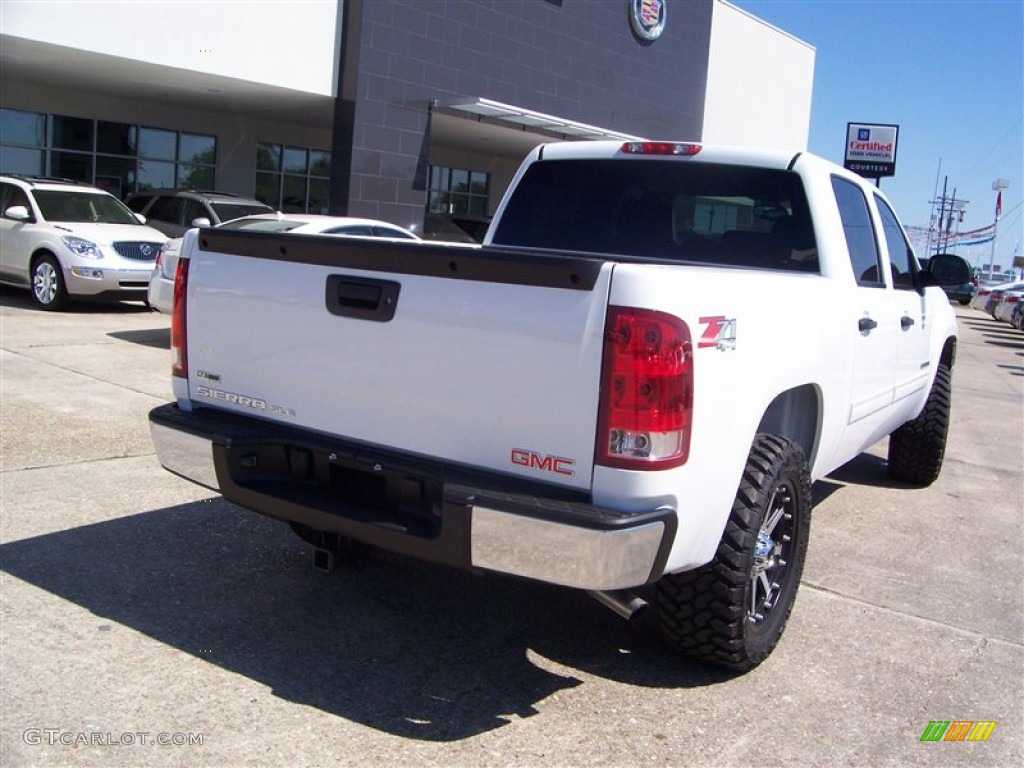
[33,260,58,305]
[748,482,795,624]
[30,255,68,310]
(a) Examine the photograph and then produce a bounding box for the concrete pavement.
[1,287,1021,767]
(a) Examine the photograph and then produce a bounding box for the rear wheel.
[657,434,811,672]
[31,254,69,310]
[887,364,951,486]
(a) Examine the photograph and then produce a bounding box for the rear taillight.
[1008,296,1020,303]
[171,258,189,379]
[596,307,693,470]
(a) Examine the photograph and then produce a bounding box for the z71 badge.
[698,315,737,351]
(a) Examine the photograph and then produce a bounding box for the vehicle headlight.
[62,236,102,259]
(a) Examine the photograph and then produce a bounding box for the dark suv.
[125,189,274,237]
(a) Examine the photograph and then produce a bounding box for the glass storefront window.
[51,116,93,152]
[1,108,46,147]
[282,175,307,213]
[428,165,489,216]
[97,121,136,155]
[255,143,329,213]
[283,147,308,174]
[255,172,279,207]
[0,111,216,195]
[179,133,216,166]
[309,151,331,178]
[257,143,281,171]
[96,156,136,198]
[137,160,176,190]
[50,151,93,181]
[178,163,215,189]
[139,128,177,161]
[0,146,44,176]
[308,178,330,215]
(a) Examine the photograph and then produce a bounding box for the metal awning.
[436,97,645,142]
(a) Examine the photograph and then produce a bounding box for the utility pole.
[928,176,969,255]
[986,178,1010,279]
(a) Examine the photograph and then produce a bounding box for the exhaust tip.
[588,589,649,621]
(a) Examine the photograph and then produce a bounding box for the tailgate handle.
[326,275,400,321]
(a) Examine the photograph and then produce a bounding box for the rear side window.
[491,159,818,272]
[831,176,883,287]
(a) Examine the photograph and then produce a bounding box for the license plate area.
[226,441,444,538]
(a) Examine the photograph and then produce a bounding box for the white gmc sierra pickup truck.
[150,141,970,671]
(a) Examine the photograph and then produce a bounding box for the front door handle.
[859,316,878,333]
[901,315,916,330]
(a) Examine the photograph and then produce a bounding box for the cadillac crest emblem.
[630,0,666,42]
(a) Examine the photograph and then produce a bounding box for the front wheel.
[887,364,951,486]
[657,434,812,672]
[31,254,69,310]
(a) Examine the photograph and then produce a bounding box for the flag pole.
[987,179,1010,279]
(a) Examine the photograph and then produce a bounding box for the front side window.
[875,194,918,290]
[831,176,884,286]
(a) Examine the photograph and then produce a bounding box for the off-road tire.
[657,434,812,672]
[887,364,951,487]
[31,254,69,310]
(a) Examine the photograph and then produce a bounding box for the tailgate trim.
[198,229,603,290]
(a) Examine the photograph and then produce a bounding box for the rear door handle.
[858,316,878,333]
[901,315,915,330]
[325,275,400,321]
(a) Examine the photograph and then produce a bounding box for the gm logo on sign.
[920,720,997,742]
[858,128,871,141]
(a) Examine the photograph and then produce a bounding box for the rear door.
[874,194,931,406]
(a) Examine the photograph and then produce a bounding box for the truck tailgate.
[183,231,611,492]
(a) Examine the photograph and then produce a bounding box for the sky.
[735,0,1024,272]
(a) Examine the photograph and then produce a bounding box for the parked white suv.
[0,176,167,310]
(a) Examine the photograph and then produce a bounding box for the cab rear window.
[491,159,818,272]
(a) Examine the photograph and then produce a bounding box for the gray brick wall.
[333,0,712,225]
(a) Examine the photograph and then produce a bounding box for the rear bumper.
[149,403,675,590]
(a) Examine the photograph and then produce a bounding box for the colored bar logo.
[920,721,997,742]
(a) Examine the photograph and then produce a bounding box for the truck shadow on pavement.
[107,328,170,349]
[0,499,732,741]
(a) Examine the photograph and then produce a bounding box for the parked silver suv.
[125,189,275,237]
[0,176,167,310]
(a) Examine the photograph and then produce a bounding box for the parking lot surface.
[1,288,1021,767]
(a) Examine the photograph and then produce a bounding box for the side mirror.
[4,205,31,222]
[921,253,971,286]
[134,212,147,224]
[190,217,212,228]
